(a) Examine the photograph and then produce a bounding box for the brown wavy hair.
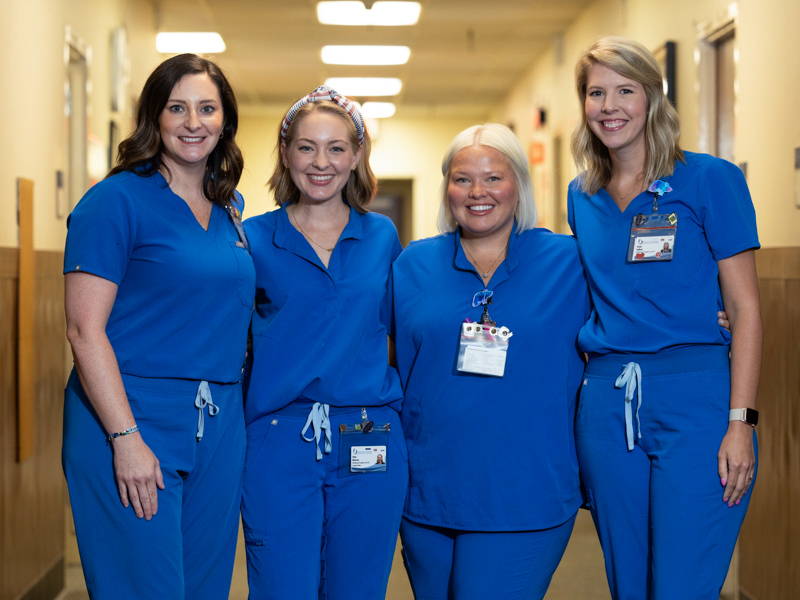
[268,100,376,212]
[571,37,684,195]
[108,53,243,207]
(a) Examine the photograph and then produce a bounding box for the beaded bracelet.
[107,425,139,442]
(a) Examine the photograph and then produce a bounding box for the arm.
[65,271,164,519]
[716,249,762,506]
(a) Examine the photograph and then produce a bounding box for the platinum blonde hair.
[437,123,537,234]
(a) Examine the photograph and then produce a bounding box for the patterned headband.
[280,85,365,144]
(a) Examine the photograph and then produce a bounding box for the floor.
[60,505,611,600]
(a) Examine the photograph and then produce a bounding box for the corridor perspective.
[1,0,798,599]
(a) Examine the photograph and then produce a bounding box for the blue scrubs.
[62,170,255,599]
[241,204,407,600]
[567,152,760,600]
[391,227,590,599]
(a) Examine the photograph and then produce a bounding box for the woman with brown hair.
[241,86,407,599]
[63,53,253,599]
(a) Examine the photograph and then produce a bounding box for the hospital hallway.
[1,0,798,599]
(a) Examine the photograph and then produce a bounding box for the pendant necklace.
[617,173,645,201]
[290,206,336,252]
[462,240,506,279]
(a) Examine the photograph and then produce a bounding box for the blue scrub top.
[567,152,759,355]
[64,170,255,383]
[243,204,403,425]
[392,228,590,531]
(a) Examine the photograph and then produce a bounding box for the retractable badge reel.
[626,180,677,263]
[337,407,389,477]
[456,289,513,378]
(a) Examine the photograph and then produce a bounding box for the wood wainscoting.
[739,247,800,600]
[0,247,67,600]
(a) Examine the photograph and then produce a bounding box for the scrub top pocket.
[632,216,703,294]
[228,240,256,309]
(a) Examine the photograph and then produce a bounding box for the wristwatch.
[729,408,759,427]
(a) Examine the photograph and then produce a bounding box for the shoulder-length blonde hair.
[437,123,537,234]
[570,36,684,195]
[268,100,376,212]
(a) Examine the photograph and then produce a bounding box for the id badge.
[338,424,390,477]
[626,212,677,263]
[456,321,513,377]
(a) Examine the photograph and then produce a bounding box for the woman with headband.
[568,37,760,599]
[240,86,408,599]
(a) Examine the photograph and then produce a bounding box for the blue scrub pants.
[241,401,408,600]
[62,370,246,600]
[399,513,576,600]
[577,346,756,600]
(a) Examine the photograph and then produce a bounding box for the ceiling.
[153,0,594,119]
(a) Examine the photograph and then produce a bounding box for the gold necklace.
[289,206,336,252]
[461,239,506,279]
[617,173,645,200]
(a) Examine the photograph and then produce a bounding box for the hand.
[718,422,755,507]
[111,434,165,519]
[717,310,730,331]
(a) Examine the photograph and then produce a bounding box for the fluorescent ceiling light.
[156,32,226,54]
[317,2,421,26]
[325,77,403,97]
[361,102,396,118]
[322,45,410,66]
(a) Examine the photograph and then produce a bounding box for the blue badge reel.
[457,289,513,377]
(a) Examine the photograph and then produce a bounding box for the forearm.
[68,328,136,437]
[727,307,763,411]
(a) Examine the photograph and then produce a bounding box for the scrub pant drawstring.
[615,363,643,451]
[301,402,332,460]
[195,381,219,441]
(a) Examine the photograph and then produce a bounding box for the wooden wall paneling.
[1,248,19,600]
[17,178,35,462]
[739,248,800,600]
[0,247,66,600]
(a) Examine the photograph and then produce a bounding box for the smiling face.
[584,63,648,158]
[158,73,224,173]
[447,145,518,241]
[281,110,362,206]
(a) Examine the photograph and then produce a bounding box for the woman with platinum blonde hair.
[568,36,761,600]
[392,123,590,599]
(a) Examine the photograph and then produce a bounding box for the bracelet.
[107,425,139,442]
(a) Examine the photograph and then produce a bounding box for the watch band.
[729,408,759,427]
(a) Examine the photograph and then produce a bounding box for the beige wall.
[492,0,800,246]
[0,0,159,251]
[237,111,480,241]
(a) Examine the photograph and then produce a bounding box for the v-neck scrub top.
[64,170,255,382]
[243,204,403,425]
[567,152,759,355]
[391,228,591,531]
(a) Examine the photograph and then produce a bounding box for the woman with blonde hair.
[241,86,407,599]
[393,123,589,599]
[568,36,761,599]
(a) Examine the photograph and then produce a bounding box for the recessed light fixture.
[156,32,226,54]
[317,2,421,26]
[361,102,396,118]
[321,45,410,66]
[325,77,403,97]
